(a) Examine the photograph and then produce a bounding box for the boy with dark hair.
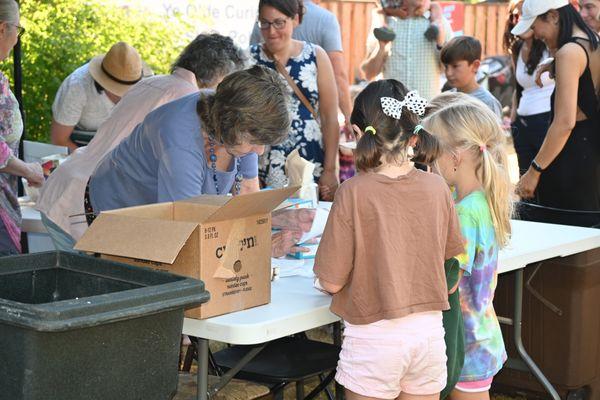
[441,36,503,118]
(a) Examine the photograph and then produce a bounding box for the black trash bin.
[0,251,209,400]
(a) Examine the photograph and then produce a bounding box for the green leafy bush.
[1,0,196,142]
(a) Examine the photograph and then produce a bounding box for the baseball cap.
[511,0,570,36]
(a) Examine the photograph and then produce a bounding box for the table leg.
[196,338,209,400]
[333,321,344,400]
[513,269,560,400]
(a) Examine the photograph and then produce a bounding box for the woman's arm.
[50,119,78,152]
[517,44,585,199]
[361,41,388,81]
[0,157,44,187]
[315,46,340,201]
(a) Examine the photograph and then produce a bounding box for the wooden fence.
[320,0,510,84]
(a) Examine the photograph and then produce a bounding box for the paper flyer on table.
[298,207,329,244]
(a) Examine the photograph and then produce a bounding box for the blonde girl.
[314,79,465,400]
[422,99,513,399]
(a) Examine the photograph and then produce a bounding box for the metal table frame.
[183,220,600,400]
[498,266,560,400]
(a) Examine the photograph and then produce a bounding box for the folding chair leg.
[181,338,197,372]
[296,380,305,400]
[303,371,336,400]
[319,373,335,400]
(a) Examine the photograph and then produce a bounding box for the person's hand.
[429,2,443,22]
[383,6,409,18]
[318,170,339,201]
[271,230,309,258]
[516,169,541,199]
[343,118,354,141]
[24,163,44,188]
[535,58,554,88]
[272,208,316,232]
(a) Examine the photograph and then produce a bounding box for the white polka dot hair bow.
[380,90,428,119]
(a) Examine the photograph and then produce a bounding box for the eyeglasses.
[257,18,288,31]
[10,23,24,39]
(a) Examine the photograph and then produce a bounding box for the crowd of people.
[0,0,598,398]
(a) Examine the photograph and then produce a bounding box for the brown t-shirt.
[313,168,465,325]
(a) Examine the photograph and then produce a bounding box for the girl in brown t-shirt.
[314,79,464,400]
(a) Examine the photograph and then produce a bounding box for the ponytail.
[412,125,441,165]
[354,127,383,171]
[480,145,512,247]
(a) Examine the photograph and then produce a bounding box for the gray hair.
[171,33,248,88]
[197,65,291,147]
[0,0,18,24]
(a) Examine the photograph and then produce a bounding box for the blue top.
[89,91,258,212]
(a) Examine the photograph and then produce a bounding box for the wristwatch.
[531,159,544,173]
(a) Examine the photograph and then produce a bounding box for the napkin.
[285,149,317,204]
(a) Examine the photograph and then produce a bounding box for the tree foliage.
[1,0,196,142]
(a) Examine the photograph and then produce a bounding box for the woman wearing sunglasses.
[250,0,340,201]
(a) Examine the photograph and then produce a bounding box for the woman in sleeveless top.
[250,0,340,200]
[512,0,600,227]
[504,0,555,176]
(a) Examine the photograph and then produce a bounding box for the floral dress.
[0,72,23,255]
[250,42,324,188]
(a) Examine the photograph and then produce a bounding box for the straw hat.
[88,42,151,97]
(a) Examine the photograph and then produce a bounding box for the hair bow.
[380,90,428,120]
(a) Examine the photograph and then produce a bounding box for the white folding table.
[182,220,600,400]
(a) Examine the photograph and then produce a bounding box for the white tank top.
[516,48,555,116]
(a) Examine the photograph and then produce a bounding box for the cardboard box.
[75,187,298,319]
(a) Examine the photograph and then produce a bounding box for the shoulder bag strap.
[262,45,320,122]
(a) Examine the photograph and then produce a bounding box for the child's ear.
[293,14,300,28]
[471,59,481,72]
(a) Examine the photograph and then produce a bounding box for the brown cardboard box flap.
[180,195,230,207]
[104,202,173,220]
[196,186,300,223]
[74,213,198,264]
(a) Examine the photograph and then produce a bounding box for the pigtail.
[480,144,513,248]
[412,125,441,165]
[354,127,382,171]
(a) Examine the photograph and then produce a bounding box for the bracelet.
[531,159,544,173]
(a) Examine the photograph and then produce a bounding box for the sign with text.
[119,0,259,48]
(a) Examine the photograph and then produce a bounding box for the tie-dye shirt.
[456,191,506,380]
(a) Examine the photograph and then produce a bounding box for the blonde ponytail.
[423,100,513,248]
[480,144,512,247]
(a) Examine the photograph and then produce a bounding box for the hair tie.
[365,126,376,135]
[413,124,424,135]
[479,144,487,153]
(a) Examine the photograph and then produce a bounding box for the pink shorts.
[335,311,447,399]
[455,377,494,393]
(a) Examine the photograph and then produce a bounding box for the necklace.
[208,135,244,195]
